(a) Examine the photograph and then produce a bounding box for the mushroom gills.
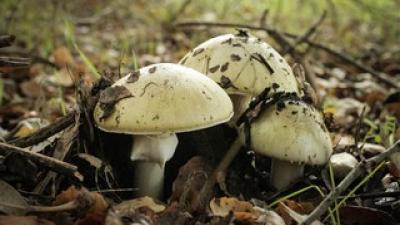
[270,159,304,190]
[131,133,178,198]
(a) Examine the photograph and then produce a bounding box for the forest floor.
[0,1,399,225]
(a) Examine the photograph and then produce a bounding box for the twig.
[0,49,59,69]
[0,188,94,213]
[0,142,78,175]
[175,21,399,89]
[282,10,327,55]
[338,190,400,200]
[0,56,30,68]
[299,40,399,88]
[169,0,193,23]
[300,140,400,225]
[9,112,76,148]
[0,35,15,48]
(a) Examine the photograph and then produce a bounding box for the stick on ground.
[9,112,76,148]
[0,142,78,175]
[175,21,399,89]
[300,140,400,225]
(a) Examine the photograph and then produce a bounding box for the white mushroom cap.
[180,33,300,96]
[330,152,358,179]
[250,100,332,165]
[94,63,234,134]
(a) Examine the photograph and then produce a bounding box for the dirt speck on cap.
[220,62,229,72]
[230,54,241,61]
[193,48,205,56]
[149,66,157,73]
[209,65,220,73]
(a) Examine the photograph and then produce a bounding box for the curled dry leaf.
[209,197,254,217]
[253,207,286,225]
[170,156,213,208]
[278,202,323,225]
[106,197,165,225]
[275,200,315,225]
[113,196,166,214]
[51,46,74,67]
[53,186,108,214]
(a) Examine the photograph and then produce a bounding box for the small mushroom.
[329,152,358,180]
[180,33,300,97]
[93,63,233,198]
[249,100,332,190]
[180,33,302,125]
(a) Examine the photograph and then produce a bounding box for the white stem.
[134,161,164,198]
[270,159,304,190]
[131,133,178,199]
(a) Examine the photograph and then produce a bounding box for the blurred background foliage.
[1,0,399,73]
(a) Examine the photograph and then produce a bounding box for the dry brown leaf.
[209,197,254,217]
[52,46,74,67]
[53,186,108,214]
[114,196,166,214]
[275,200,315,225]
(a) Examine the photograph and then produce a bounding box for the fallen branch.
[301,140,400,225]
[9,112,76,148]
[282,10,326,55]
[0,142,78,175]
[0,35,15,48]
[175,21,399,89]
[0,188,94,213]
[0,49,59,69]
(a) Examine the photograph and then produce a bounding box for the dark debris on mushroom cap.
[250,53,274,74]
[98,85,133,121]
[126,70,141,83]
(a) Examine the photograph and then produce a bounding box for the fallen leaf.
[53,186,108,214]
[113,196,165,214]
[52,46,74,67]
[0,179,29,215]
[277,202,322,225]
[170,156,213,208]
[209,197,254,217]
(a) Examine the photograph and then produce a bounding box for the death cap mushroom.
[94,63,234,135]
[180,32,301,97]
[250,99,332,189]
[93,63,234,198]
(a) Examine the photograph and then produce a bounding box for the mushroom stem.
[270,159,304,190]
[134,161,164,198]
[131,133,178,199]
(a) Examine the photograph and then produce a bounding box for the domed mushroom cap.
[180,33,300,96]
[94,63,234,135]
[250,100,332,165]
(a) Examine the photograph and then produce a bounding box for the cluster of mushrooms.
[93,31,333,199]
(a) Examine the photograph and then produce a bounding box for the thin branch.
[300,140,400,225]
[0,142,78,175]
[0,35,15,48]
[0,49,60,69]
[282,10,327,54]
[9,112,76,148]
[175,21,399,89]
